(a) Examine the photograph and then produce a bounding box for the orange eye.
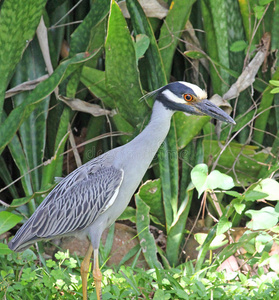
[183,94,193,102]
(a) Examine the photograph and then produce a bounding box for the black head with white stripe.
[155,81,235,124]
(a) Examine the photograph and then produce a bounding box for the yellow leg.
[93,248,102,300]
[81,244,93,300]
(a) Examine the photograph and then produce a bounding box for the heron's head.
[155,81,235,124]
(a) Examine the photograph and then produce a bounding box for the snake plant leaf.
[201,0,230,95]
[0,52,96,155]
[166,184,194,266]
[81,68,114,107]
[126,0,179,237]
[175,113,210,149]
[253,67,279,145]
[126,0,167,89]
[184,51,239,78]
[6,120,33,196]
[135,194,162,269]
[81,67,135,143]
[138,179,165,225]
[41,108,70,188]
[67,0,110,98]
[69,0,110,56]
[203,140,271,186]
[9,182,55,209]
[11,39,49,193]
[0,0,47,119]
[105,0,147,126]
[158,0,196,80]
[0,155,19,199]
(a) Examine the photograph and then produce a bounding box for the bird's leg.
[93,248,102,300]
[81,243,93,300]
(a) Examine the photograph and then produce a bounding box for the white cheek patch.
[178,81,207,100]
[162,89,186,104]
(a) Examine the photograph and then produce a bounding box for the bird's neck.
[128,100,174,162]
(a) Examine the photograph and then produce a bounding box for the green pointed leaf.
[105,0,146,126]
[270,226,279,233]
[230,40,247,52]
[244,190,269,202]
[184,50,206,59]
[233,202,246,214]
[269,80,279,86]
[0,243,13,255]
[135,34,150,61]
[195,232,227,250]
[118,206,136,223]
[0,211,22,235]
[201,0,230,94]
[217,215,232,236]
[191,164,208,197]
[255,232,273,253]
[207,170,234,190]
[224,191,242,198]
[10,196,34,208]
[270,87,279,94]
[157,131,179,231]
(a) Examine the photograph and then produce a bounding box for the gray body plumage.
[9,101,172,251]
[9,81,235,253]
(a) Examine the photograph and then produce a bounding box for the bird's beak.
[193,99,236,124]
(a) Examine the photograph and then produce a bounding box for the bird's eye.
[183,94,193,102]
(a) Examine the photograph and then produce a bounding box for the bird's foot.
[93,267,102,300]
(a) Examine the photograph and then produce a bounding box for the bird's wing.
[9,164,123,251]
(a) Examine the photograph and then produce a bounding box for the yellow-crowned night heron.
[8,82,235,299]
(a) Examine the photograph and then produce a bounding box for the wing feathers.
[9,165,124,251]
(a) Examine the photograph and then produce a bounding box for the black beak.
[194,99,236,124]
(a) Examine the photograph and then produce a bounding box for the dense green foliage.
[2,249,279,299]
[0,0,279,298]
